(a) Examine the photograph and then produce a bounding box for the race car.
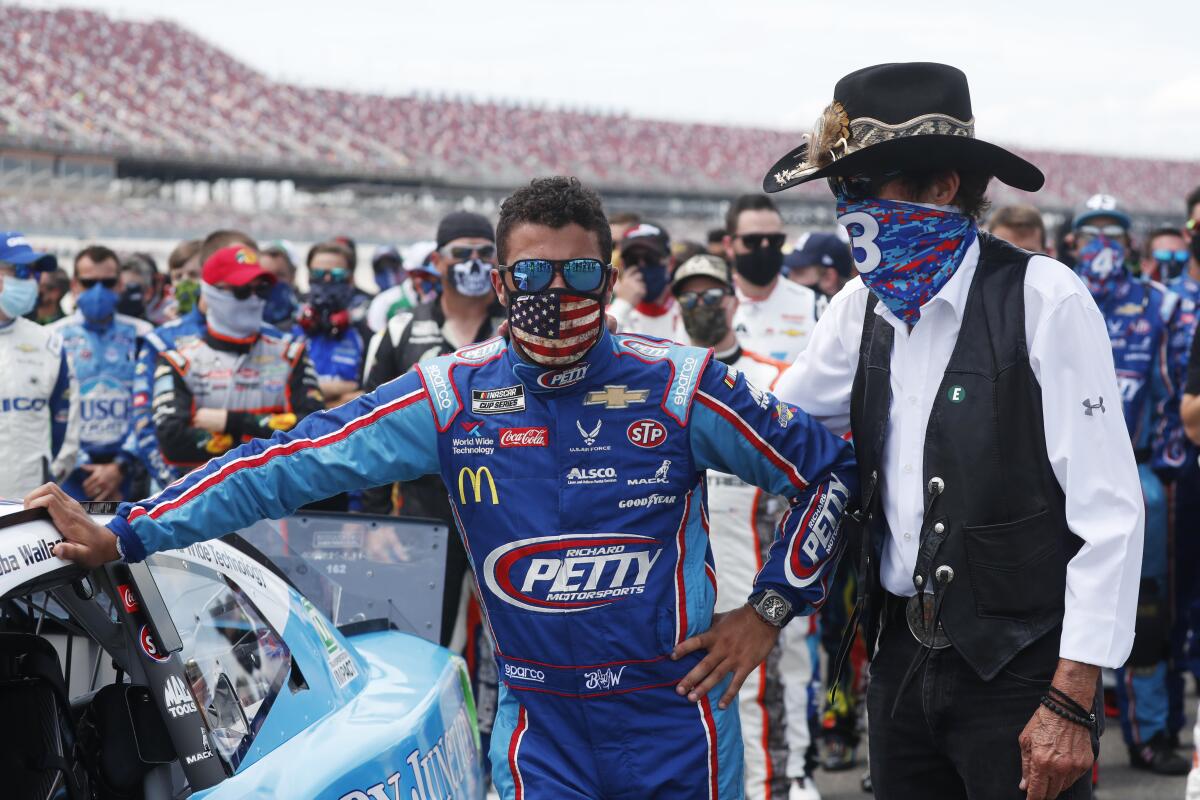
[0,501,483,800]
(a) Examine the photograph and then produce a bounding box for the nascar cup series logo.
[483,533,662,613]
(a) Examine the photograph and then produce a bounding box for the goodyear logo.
[458,466,498,504]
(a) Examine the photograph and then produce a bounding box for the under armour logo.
[1082,397,1105,416]
[576,419,601,446]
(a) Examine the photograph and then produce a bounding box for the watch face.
[761,595,787,623]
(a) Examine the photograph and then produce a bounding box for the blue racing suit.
[1091,276,1178,748]
[49,312,151,500]
[108,330,858,799]
[297,326,365,385]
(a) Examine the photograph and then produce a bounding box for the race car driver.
[27,177,858,800]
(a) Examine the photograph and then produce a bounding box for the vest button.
[935,565,955,584]
[928,477,945,495]
[933,522,945,534]
[915,575,924,587]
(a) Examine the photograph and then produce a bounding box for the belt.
[887,592,951,650]
[494,651,701,698]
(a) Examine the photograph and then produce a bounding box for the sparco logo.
[584,666,626,691]
[164,675,197,718]
[503,664,546,683]
[483,533,663,613]
[626,419,667,448]
[537,363,589,389]
[669,356,699,411]
[500,427,548,447]
[424,364,453,410]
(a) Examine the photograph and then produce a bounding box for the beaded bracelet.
[1039,695,1097,732]
[1047,685,1091,718]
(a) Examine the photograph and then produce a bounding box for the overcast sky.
[25,0,1200,160]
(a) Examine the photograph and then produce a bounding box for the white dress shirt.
[773,239,1143,668]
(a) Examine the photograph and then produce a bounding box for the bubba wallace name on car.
[485,534,662,611]
[0,534,66,577]
[163,674,197,719]
[182,542,269,590]
[471,384,525,414]
[337,704,477,800]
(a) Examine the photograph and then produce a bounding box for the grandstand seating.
[0,5,1197,214]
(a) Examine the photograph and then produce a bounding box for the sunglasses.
[1076,224,1127,239]
[828,170,904,201]
[0,261,47,280]
[224,281,273,301]
[310,267,351,283]
[445,243,496,261]
[622,251,664,269]
[677,287,730,310]
[79,277,118,289]
[1153,249,1189,264]
[501,258,609,293]
[735,233,787,252]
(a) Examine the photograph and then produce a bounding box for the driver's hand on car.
[23,483,120,567]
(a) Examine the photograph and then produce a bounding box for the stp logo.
[483,533,662,613]
[138,625,169,663]
[500,427,548,447]
[117,583,139,613]
[627,419,667,448]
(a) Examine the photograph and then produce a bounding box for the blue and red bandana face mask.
[508,289,604,367]
[1076,234,1128,298]
[836,196,978,325]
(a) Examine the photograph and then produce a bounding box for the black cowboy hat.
[763,62,1044,194]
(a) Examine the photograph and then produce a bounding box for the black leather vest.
[849,233,1081,680]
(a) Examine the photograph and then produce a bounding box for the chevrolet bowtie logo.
[583,385,649,409]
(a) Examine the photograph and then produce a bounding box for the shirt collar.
[873,236,980,325]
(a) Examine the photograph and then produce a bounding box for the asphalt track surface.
[813,688,1195,800]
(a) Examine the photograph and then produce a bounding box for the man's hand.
[671,605,780,709]
[81,463,123,501]
[193,407,228,433]
[23,483,121,568]
[613,265,646,306]
[1018,659,1098,799]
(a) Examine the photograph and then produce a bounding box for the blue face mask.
[77,283,119,326]
[1076,235,1127,298]
[836,196,977,325]
[638,262,670,304]
[262,282,297,324]
[0,275,38,319]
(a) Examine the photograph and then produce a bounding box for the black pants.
[867,597,1095,799]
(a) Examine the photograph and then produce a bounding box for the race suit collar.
[205,327,258,352]
[509,326,616,394]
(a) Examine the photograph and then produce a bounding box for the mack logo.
[503,664,546,683]
[164,674,197,718]
[669,356,699,411]
[584,385,649,409]
[623,339,670,360]
[424,364,453,410]
[537,363,589,389]
[458,467,498,504]
[626,459,671,486]
[500,427,547,447]
[483,533,663,612]
[584,666,626,691]
[471,384,525,414]
[627,419,667,448]
[567,466,617,485]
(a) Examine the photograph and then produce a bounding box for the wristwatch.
[747,589,794,627]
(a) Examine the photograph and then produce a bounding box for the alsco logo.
[626,419,667,448]
[458,466,498,504]
[536,363,589,389]
[500,427,548,447]
[483,533,662,613]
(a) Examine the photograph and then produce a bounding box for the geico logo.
[484,534,662,612]
[618,494,677,509]
[503,664,545,683]
[80,398,129,420]
[568,467,616,480]
[458,467,498,504]
[0,397,47,412]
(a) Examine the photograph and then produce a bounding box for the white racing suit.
[708,347,814,799]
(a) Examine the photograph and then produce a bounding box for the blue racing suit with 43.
[107,328,858,800]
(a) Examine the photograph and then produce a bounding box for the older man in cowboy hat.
[769,63,1143,799]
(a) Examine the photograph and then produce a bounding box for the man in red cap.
[150,245,323,477]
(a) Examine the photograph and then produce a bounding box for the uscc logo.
[139,625,169,662]
[536,363,589,389]
[626,419,667,448]
[483,533,663,613]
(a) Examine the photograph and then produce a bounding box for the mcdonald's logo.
[458,466,499,504]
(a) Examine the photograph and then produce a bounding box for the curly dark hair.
[496,176,612,264]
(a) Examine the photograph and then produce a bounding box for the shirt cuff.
[107,515,146,563]
[1059,605,1133,669]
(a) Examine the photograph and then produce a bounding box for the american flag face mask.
[508,289,604,367]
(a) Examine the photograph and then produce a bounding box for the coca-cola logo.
[499,427,548,448]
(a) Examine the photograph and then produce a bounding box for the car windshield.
[231,512,448,642]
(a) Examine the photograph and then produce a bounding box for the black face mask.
[734,249,784,287]
[116,284,146,318]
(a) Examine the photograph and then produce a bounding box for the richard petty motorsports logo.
[483,533,663,613]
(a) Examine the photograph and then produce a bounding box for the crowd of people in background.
[2,181,1199,798]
